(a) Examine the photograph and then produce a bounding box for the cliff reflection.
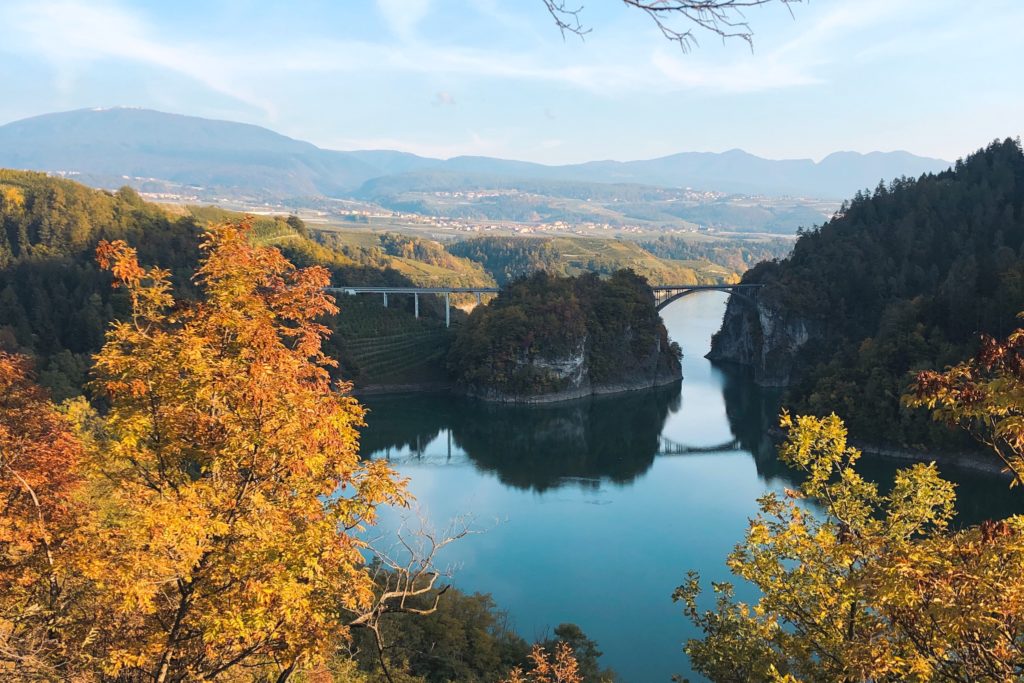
[360,382,682,492]
[714,361,794,483]
[712,361,1024,525]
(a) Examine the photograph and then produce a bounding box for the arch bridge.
[326,283,762,327]
[651,284,763,311]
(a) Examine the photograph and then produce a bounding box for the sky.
[0,0,1021,164]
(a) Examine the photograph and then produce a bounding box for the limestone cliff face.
[707,292,819,387]
[450,270,683,403]
[470,331,682,404]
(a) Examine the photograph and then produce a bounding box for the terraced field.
[330,297,455,387]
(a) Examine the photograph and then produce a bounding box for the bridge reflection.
[358,378,784,492]
[370,433,742,467]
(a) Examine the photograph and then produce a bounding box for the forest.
[447,235,725,286]
[5,162,1024,681]
[722,138,1024,451]
[447,270,680,400]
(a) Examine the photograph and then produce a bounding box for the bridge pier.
[445,292,451,328]
[414,292,419,318]
[382,292,388,308]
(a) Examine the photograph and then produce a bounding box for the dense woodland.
[0,171,203,398]
[733,138,1024,450]
[0,173,469,396]
[638,235,792,273]
[447,235,723,285]
[447,271,680,398]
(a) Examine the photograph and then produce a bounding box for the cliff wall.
[707,291,819,387]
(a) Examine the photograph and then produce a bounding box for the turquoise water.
[360,292,1024,682]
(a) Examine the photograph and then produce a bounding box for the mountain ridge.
[0,107,951,201]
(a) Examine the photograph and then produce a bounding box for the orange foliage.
[501,643,583,683]
[0,353,83,676]
[78,220,407,681]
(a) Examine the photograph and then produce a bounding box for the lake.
[360,292,1024,683]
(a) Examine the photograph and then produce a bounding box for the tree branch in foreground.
[544,0,800,52]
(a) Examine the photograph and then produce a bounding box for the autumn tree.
[678,410,1024,682]
[500,643,583,683]
[0,353,84,678]
[74,221,406,681]
[908,324,1024,488]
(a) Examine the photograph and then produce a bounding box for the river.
[360,292,1024,682]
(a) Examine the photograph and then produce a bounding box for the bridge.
[651,284,763,311]
[657,435,741,455]
[325,286,500,327]
[367,432,742,466]
[326,283,762,327]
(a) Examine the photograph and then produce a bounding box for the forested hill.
[710,138,1024,451]
[0,170,472,398]
[0,170,204,397]
[448,271,681,402]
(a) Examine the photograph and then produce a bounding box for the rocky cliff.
[465,330,682,404]
[707,291,819,386]
[448,270,682,403]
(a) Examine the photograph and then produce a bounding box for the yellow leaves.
[0,220,407,679]
[500,643,583,683]
[688,411,1024,682]
[0,184,25,210]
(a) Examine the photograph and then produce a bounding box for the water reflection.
[362,382,684,492]
[359,292,1024,683]
[361,350,1024,521]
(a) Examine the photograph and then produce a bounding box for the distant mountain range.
[0,108,951,201]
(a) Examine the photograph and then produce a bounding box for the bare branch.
[346,508,491,680]
[544,0,801,52]
[542,1,591,40]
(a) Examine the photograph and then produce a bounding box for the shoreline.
[763,424,1011,479]
[351,373,683,404]
[353,371,1009,480]
[854,440,1010,478]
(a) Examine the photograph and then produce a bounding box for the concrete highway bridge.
[326,283,762,327]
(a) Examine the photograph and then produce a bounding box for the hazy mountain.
[0,108,380,199]
[0,108,951,201]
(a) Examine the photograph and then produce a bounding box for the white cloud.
[0,0,275,115]
[0,0,831,101]
[376,0,432,39]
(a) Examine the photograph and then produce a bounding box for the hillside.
[0,172,463,396]
[0,108,949,203]
[448,271,681,402]
[709,138,1024,452]
[447,235,728,286]
[0,108,403,199]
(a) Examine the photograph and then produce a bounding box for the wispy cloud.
[0,0,829,98]
[375,0,432,39]
[0,0,275,115]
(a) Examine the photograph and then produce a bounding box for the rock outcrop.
[707,290,819,387]
[449,271,682,403]
[467,332,682,404]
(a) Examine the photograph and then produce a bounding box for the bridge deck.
[327,283,762,325]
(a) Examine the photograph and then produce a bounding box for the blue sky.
[0,0,1021,164]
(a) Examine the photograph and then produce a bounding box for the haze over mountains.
[0,108,950,203]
